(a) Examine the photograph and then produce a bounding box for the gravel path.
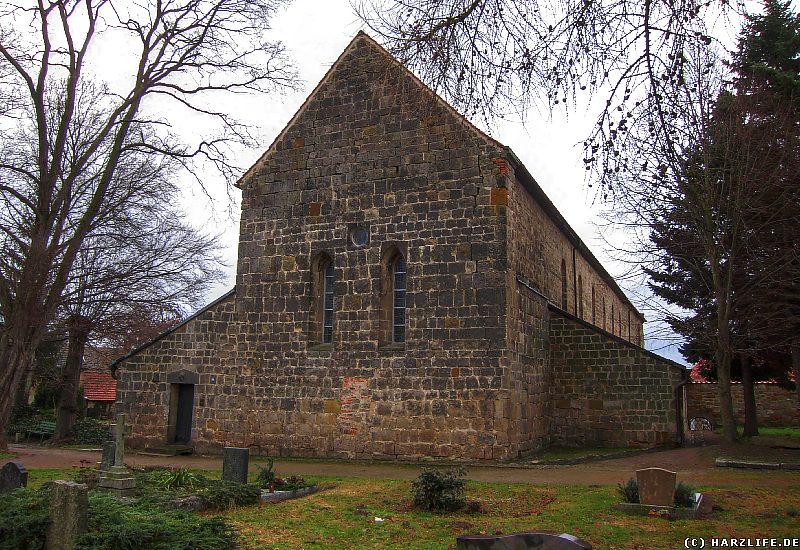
[7,442,798,487]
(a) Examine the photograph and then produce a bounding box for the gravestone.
[222,447,249,484]
[98,414,136,497]
[456,532,592,549]
[44,480,88,550]
[636,467,677,506]
[100,441,116,471]
[0,461,28,493]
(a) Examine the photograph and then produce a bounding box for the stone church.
[112,32,686,460]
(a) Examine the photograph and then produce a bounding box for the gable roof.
[81,371,117,401]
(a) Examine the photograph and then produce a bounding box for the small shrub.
[71,460,99,489]
[76,492,237,550]
[674,481,697,508]
[153,467,201,491]
[200,480,261,511]
[274,475,308,492]
[411,467,466,512]
[255,458,276,489]
[0,486,50,550]
[617,478,639,503]
[70,418,112,445]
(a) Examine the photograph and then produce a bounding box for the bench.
[27,420,56,443]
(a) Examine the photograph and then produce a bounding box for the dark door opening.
[173,383,195,444]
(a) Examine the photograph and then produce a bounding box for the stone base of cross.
[98,413,136,497]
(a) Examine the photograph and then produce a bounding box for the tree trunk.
[54,317,91,442]
[741,355,759,437]
[792,342,800,407]
[714,349,738,443]
[0,334,36,451]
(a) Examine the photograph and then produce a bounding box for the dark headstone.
[222,447,249,484]
[101,441,116,471]
[0,461,28,493]
[45,480,88,550]
[456,532,592,549]
[636,467,676,506]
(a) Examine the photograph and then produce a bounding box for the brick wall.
[686,383,800,428]
[549,311,684,447]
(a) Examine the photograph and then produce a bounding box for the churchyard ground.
[3,436,799,549]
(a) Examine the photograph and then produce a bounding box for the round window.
[350,227,369,247]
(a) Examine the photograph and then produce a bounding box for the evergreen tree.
[646,0,800,437]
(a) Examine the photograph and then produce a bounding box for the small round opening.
[350,227,369,247]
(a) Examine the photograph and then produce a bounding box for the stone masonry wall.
[502,167,646,455]
[549,311,684,447]
[504,279,553,455]
[686,383,800,428]
[117,33,518,460]
[115,293,237,450]
[504,172,641,345]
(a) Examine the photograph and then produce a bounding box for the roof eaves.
[504,147,646,321]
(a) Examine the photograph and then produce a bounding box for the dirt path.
[7,443,798,487]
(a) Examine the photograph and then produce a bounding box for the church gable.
[238,32,505,203]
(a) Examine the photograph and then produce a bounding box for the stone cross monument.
[97,413,136,497]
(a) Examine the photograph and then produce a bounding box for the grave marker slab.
[636,467,677,506]
[222,447,249,484]
[44,480,88,550]
[0,461,28,493]
[100,441,116,471]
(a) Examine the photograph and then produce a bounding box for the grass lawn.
[17,468,800,549]
[527,446,630,462]
[752,427,800,438]
[714,426,800,438]
[223,476,800,550]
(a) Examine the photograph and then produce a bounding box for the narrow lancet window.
[392,255,406,343]
[323,262,334,344]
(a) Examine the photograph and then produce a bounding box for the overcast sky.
[174,0,721,364]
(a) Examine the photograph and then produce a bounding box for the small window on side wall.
[380,244,407,347]
[392,255,407,343]
[310,252,334,347]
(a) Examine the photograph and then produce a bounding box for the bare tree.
[0,0,297,448]
[356,0,742,188]
[53,209,224,441]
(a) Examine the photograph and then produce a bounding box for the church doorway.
[172,383,195,444]
[166,369,199,445]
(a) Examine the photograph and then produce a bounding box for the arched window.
[611,303,615,334]
[577,275,583,318]
[602,295,606,330]
[311,253,334,346]
[380,245,407,346]
[627,310,631,341]
[560,259,568,309]
[591,286,596,324]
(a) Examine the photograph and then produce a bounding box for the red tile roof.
[81,372,117,401]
